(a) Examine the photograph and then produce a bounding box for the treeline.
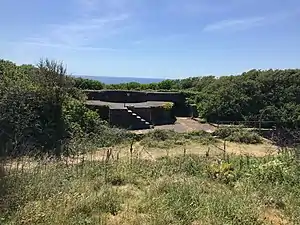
[75,70,300,126]
[0,59,130,158]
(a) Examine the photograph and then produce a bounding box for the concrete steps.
[126,107,152,129]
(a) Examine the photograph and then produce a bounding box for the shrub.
[74,77,104,90]
[213,127,262,144]
[208,162,236,184]
[0,59,74,157]
[145,129,176,141]
[183,130,216,145]
[162,102,174,110]
[213,127,237,139]
[226,130,262,144]
[63,97,104,135]
[0,59,126,158]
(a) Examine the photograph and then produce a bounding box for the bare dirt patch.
[260,207,290,225]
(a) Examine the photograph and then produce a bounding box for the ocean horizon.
[75,75,165,84]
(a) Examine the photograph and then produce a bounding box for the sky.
[1,0,300,78]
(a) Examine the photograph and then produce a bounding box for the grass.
[140,129,217,148]
[1,147,300,225]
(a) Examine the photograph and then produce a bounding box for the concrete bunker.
[85,90,191,129]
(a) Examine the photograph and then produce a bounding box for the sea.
[75,75,164,84]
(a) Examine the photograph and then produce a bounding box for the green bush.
[144,129,175,141]
[161,102,174,110]
[213,127,262,144]
[213,127,237,138]
[74,77,104,90]
[0,59,130,158]
[0,59,72,157]
[226,130,262,144]
[183,130,216,144]
[63,97,104,135]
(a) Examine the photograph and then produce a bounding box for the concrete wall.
[86,90,147,103]
[128,107,151,122]
[128,106,176,126]
[85,90,186,104]
[109,109,131,128]
[109,106,175,129]
[146,92,185,103]
[109,109,150,129]
[173,103,191,117]
[150,107,176,125]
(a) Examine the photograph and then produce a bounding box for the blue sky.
[1,0,300,78]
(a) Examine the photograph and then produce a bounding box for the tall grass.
[1,146,300,225]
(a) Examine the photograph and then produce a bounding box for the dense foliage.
[0,59,131,158]
[1,58,299,158]
[74,77,104,90]
[76,69,300,126]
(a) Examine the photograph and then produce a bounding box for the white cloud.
[24,14,130,50]
[6,0,135,51]
[203,17,265,32]
[50,14,130,45]
[202,9,300,32]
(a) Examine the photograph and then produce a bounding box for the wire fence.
[215,120,300,129]
[1,132,299,224]
[0,138,282,176]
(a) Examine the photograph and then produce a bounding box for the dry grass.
[2,150,300,225]
[2,140,277,173]
[104,140,277,160]
[1,131,299,225]
[260,207,290,225]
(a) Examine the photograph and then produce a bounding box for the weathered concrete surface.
[109,108,150,129]
[132,118,216,134]
[85,90,190,129]
[86,100,168,109]
[86,100,175,129]
[85,90,186,104]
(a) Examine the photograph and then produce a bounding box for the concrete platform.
[132,117,216,134]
